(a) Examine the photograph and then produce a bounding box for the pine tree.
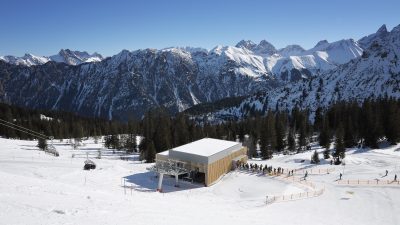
[110,134,120,150]
[311,150,320,164]
[125,133,137,153]
[153,115,171,152]
[37,138,47,151]
[243,135,256,158]
[343,120,356,148]
[383,99,400,145]
[334,125,346,164]
[323,149,330,159]
[361,100,382,148]
[145,141,156,163]
[287,129,296,152]
[259,127,270,159]
[314,107,324,132]
[298,125,307,150]
[275,117,286,152]
[259,112,276,159]
[319,119,331,150]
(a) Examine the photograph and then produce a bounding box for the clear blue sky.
[1,0,399,56]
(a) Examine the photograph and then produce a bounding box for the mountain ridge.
[0,24,398,121]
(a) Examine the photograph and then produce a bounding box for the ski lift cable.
[0,118,50,138]
[0,121,48,139]
[0,121,48,140]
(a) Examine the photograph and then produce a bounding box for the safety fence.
[265,188,325,204]
[263,173,325,204]
[234,168,327,204]
[275,175,317,190]
[337,179,400,186]
[291,168,335,175]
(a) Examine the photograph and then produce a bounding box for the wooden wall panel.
[205,147,247,186]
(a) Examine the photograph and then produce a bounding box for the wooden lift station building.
[152,138,247,191]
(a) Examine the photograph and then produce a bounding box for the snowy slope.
[277,45,305,57]
[192,24,400,122]
[1,137,400,225]
[236,38,363,82]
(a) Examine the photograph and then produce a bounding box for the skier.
[339,173,342,180]
[395,174,397,181]
[304,171,308,180]
[385,170,388,176]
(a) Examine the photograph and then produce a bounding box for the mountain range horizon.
[1,24,396,59]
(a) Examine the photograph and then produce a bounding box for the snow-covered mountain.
[189,24,400,122]
[49,49,104,65]
[0,54,50,66]
[0,46,276,121]
[235,37,363,82]
[0,24,397,121]
[0,49,104,66]
[236,40,278,56]
[277,45,305,57]
[358,24,389,49]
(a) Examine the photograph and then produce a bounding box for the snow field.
[0,138,400,225]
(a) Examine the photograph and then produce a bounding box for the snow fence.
[337,179,400,186]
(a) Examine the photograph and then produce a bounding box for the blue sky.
[1,0,399,56]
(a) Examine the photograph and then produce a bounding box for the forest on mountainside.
[1,97,399,163]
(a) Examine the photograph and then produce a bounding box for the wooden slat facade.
[205,147,248,186]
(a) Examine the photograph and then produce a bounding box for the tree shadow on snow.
[123,171,204,193]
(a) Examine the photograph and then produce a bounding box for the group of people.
[235,161,294,176]
[235,161,399,184]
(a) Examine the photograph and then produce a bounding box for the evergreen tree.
[361,100,382,148]
[145,141,156,163]
[298,125,307,150]
[37,138,47,151]
[323,149,330,159]
[243,135,256,158]
[334,125,346,164]
[259,127,270,159]
[343,119,356,148]
[275,116,286,152]
[153,115,171,152]
[319,119,331,150]
[125,133,137,153]
[383,100,400,145]
[287,129,296,152]
[314,107,324,132]
[311,150,320,164]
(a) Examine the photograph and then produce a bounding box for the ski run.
[1,137,400,225]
